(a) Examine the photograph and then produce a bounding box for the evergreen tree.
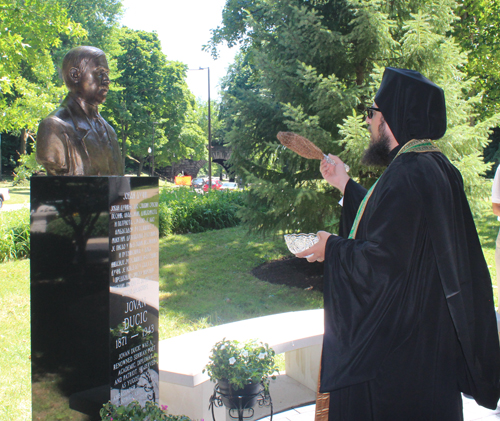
[211,0,499,234]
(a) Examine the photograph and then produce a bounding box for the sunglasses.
[366,106,381,119]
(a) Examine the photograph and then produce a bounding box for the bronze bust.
[36,46,124,176]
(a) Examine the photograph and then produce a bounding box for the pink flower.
[161,405,168,411]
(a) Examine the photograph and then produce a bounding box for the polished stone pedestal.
[31,176,159,421]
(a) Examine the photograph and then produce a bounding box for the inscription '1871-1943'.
[108,185,160,406]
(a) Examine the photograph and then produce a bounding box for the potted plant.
[203,338,279,410]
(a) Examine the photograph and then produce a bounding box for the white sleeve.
[492,166,500,204]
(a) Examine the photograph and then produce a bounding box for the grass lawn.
[1,207,498,421]
[0,178,30,206]
[476,212,499,306]
[0,259,30,421]
[158,226,322,339]
[0,226,322,421]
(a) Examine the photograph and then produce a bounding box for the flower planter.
[205,338,278,418]
[217,379,262,410]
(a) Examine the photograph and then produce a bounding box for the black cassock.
[321,150,500,420]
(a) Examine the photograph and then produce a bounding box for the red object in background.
[175,176,192,186]
[203,180,222,192]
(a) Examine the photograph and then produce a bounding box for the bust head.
[62,46,110,106]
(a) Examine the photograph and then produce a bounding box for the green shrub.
[159,202,174,237]
[0,208,30,262]
[13,150,44,186]
[0,187,245,262]
[158,187,244,236]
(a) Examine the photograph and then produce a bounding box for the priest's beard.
[361,121,392,167]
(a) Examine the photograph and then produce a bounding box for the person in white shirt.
[492,165,500,310]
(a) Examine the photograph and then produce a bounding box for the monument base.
[31,176,160,420]
[69,385,109,417]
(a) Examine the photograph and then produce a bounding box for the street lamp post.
[148,147,152,176]
[151,121,158,177]
[189,66,212,190]
[206,67,212,191]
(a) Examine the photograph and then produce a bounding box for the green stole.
[348,139,440,239]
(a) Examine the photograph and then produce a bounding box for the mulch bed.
[251,256,325,292]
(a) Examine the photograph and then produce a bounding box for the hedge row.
[158,187,244,236]
[0,208,30,262]
[0,188,245,262]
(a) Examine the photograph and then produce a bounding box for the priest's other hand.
[320,154,350,194]
[295,231,332,262]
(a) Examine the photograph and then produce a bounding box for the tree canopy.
[454,0,500,119]
[210,0,500,234]
[102,28,197,175]
[1,0,207,178]
[0,0,85,133]
[50,0,124,82]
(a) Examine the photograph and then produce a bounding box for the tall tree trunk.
[121,122,128,170]
[137,156,144,177]
[355,62,366,113]
[355,61,365,86]
[20,128,28,155]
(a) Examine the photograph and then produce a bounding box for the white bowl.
[284,233,319,255]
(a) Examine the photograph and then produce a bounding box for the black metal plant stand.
[209,382,273,421]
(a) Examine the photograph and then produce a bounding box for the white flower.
[229,357,236,365]
[220,345,226,350]
[258,352,267,359]
[241,350,249,358]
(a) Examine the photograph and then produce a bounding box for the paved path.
[0,203,29,212]
[259,397,500,421]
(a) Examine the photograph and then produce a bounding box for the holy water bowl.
[284,233,319,257]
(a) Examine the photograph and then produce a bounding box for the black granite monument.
[31,176,159,421]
